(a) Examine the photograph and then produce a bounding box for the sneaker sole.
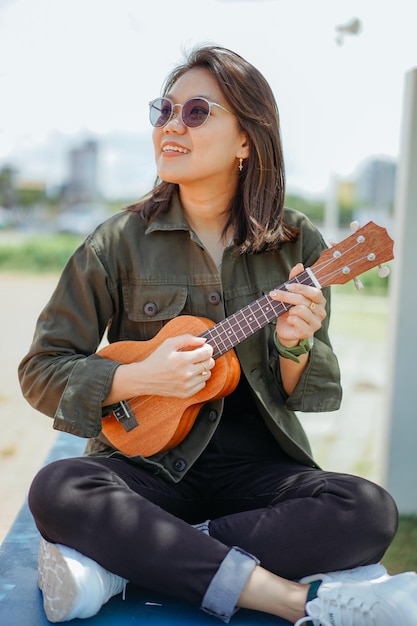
[38,539,79,623]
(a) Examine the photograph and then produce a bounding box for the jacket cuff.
[54,354,120,437]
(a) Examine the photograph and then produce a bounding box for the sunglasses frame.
[149,96,233,129]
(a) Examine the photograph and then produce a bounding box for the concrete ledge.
[0,433,290,625]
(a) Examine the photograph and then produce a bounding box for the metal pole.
[384,67,417,514]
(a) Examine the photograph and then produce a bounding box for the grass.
[330,289,389,340]
[0,232,83,272]
[383,516,417,574]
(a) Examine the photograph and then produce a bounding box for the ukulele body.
[98,315,241,457]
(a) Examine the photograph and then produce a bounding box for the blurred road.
[0,273,58,543]
[0,273,391,544]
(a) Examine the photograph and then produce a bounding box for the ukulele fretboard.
[200,269,319,359]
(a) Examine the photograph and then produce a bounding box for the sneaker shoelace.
[100,568,128,602]
[305,591,379,626]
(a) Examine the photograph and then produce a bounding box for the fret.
[201,270,315,359]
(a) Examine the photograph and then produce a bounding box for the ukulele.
[98,221,394,457]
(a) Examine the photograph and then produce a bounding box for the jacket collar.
[145,192,190,235]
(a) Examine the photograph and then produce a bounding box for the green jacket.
[19,195,342,482]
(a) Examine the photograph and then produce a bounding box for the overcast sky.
[1,0,416,198]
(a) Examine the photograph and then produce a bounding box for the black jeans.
[29,415,398,614]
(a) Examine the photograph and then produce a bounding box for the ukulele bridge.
[113,400,139,432]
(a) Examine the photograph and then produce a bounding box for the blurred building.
[354,157,396,228]
[63,139,99,205]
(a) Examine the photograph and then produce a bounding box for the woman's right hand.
[103,335,215,406]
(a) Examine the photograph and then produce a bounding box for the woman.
[19,45,417,625]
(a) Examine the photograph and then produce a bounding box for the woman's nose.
[163,104,185,131]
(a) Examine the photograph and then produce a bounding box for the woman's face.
[152,67,249,190]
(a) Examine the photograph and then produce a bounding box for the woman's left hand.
[269,263,327,347]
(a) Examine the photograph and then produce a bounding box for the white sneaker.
[300,562,388,586]
[38,538,128,622]
[294,571,417,626]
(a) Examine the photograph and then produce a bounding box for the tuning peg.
[378,265,390,278]
[353,277,364,290]
[350,221,360,233]
[328,236,337,247]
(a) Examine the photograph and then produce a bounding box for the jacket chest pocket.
[121,284,189,340]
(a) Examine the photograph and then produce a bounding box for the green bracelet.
[273,332,314,363]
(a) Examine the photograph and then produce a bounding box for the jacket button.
[144,302,158,317]
[208,291,221,305]
[173,459,187,472]
[207,409,218,423]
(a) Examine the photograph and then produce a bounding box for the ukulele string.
[311,240,373,285]
[201,269,315,359]
[201,237,374,358]
[129,394,159,411]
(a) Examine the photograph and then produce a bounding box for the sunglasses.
[149,97,233,129]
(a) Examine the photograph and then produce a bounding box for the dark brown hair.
[129,45,298,252]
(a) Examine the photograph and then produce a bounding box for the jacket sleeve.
[18,236,120,438]
[283,286,342,412]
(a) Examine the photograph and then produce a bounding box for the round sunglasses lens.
[150,98,172,127]
[182,98,210,128]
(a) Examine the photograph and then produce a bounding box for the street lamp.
[335,17,362,46]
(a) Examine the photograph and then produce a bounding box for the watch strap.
[273,332,313,363]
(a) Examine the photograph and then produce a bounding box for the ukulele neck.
[200,268,320,360]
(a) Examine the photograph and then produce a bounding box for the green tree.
[0,166,17,208]
[16,184,47,207]
[285,193,325,226]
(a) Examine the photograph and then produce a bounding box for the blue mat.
[0,433,290,624]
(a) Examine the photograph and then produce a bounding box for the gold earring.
[239,158,243,172]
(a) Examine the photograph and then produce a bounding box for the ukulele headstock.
[310,221,394,288]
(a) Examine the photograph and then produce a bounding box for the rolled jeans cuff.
[201,546,260,622]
